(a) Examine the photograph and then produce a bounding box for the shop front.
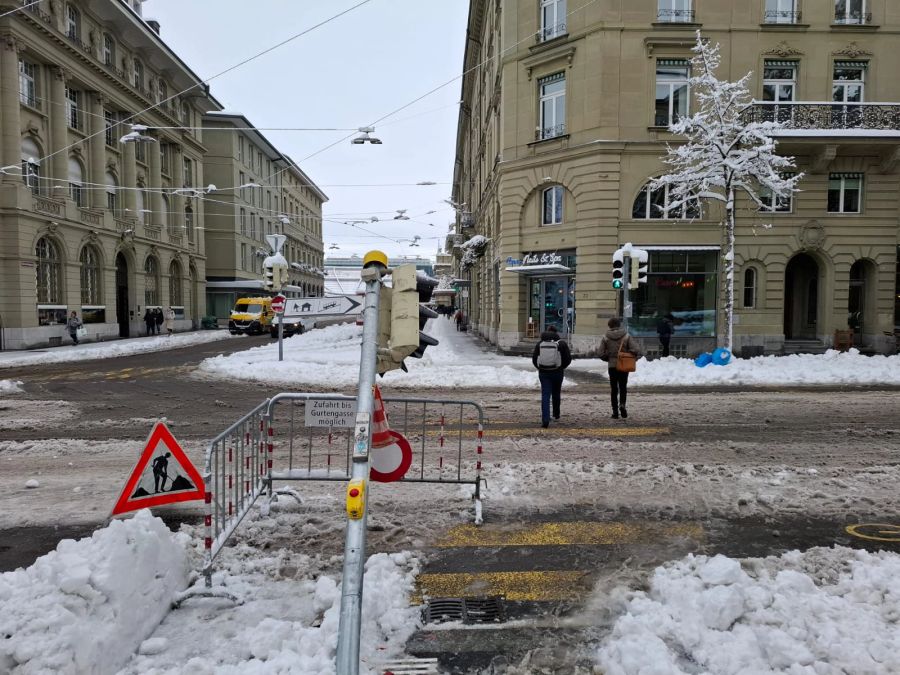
[506,251,577,338]
[627,247,719,355]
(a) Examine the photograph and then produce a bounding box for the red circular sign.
[369,430,413,483]
[271,295,286,313]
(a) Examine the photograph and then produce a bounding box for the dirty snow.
[0,379,24,395]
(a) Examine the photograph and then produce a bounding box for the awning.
[505,264,572,276]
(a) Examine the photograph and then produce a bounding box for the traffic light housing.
[612,249,625,290]
[263,253,289,292]
[263,260,275,292]
[631,249,649,288]
[378,265,440,374]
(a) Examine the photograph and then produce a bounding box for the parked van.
[228,297,274,335]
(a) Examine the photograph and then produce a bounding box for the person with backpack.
[599,317,643,419]
[531,325,572,429]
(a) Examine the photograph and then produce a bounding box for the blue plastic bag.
[712,347,732,366]
[694,352,713,367]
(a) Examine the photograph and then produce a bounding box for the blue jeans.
[538,369,564,424]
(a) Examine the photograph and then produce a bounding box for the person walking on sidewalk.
[66,311,83,345]
[164,307,176,336]
[599,317,642,419]
[143,308,155,336]
[657,312,674,358]
[153,308,163,335]
[532,325,572,429]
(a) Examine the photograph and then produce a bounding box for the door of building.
[531,276,575,336]
[784,253,819,340]
[115,253,129,338]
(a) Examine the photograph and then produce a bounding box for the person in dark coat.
[598,318,643,419]
[656,312,674,358]
[531,325,572,429]
[143,308,154,336]
[153,308,163,335]
[66,311,83,345]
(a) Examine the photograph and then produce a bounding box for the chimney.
[146,19,160,34]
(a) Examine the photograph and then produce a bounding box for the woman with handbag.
[66,311,83,346]
[598,317,642,419]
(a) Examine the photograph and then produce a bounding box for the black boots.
[620,407,628,419]
[611,408,619,419]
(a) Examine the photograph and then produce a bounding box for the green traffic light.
[612,280,623,289]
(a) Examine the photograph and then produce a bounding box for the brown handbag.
[616,335,637,373]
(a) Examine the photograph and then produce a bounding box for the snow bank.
[0,379,24,394]
[596,547,900,674]
[0,510,190,675]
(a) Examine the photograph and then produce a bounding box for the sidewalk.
[0,330,239,370]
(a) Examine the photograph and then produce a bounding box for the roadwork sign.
[283,295,361,319]
[305,398,358,428]
[112,421,205,516]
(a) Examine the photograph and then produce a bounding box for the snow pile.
[596,547,900,674]
[0,331,239,369]
[199,318,542,389]
[573,349,900,387]
[0,511,190,675]
[0,379,24,394]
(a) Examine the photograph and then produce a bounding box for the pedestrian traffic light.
[612,248,625,290]
[629,248,649,289]
[263,260,275,292]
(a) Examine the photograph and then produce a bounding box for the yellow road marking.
[846,523,900,543]
[420,427,669,438]
[415,570,587,602]
[436,521,704,547]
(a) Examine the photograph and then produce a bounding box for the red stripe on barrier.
[267,459,272,469]
[228,501,233,516]
[205,537,212,549]
[328,432,332,445]
[268,427,274,437]
[228,447,233,463]
[477,445,483,454]
[205,515,211,526]
[439,457,443,469]
[245,480,249,493]
[228,475,232,489]
[245,457,250,469]
[204,492,211,504]
[267,443,273,452]
[476,461,482,470]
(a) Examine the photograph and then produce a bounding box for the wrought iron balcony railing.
[833,12,872,25]
[657,8,695,23]
[536,123,567,141]
[24,2,52,24]
[539,22,567,42]
[742,102,900,133]
[764,10,801,23]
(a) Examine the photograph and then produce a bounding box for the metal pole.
[622,255,630,333]
[335,260,383,675]
[277,310,284,362]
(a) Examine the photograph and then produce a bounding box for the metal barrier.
[202,392,484,586]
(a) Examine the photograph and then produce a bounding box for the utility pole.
[335,250,387,675]
[622,254,631,332]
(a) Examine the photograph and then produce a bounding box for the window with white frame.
[160,144,170,174]
[541,185,564,225]
[80,245,101,305]
[655,60,690,126]
[133,59,144,90]
[18,58,37,108]
[834,0,869,24]
[68,157,85,206]
[657,0,693,23]
[102,34,114,66]
[240,207,247,236]
[104,110,116,146]
[765,0,799,23]
[66,4,80,39]
[759,173,795,212]
[182,157,192,188]
[632,181,700,220]
[36,237,62,304]
[65,86,80,130]
[832,62,865,103]
[763,62,797,103]
[538,73,566,140]
[742,268,757,309]
[540,0,566,41]
[827,173,862,213]
[21,137,41,194]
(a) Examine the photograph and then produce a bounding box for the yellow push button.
[346,479,366,520]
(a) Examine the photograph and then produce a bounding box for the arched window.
[144,256,159,306]
[632,181,700,220]
[105,171,118,215]
[169,260,183,306]
[184,205,194,243]
[68,157,85,206]
[21,137,41,194]
[541,185,564,225]
[80,245,102,304]
[161,195,171,235]
[35,237,62,304]
[742,267,757,309]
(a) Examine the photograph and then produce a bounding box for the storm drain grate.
[377,657,440,674]
[423,595,506,624]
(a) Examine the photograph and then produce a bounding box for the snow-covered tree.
[651,33,802,350]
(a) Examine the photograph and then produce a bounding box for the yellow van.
[228,297,274,335]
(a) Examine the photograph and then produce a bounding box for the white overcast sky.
[143,0,469,259]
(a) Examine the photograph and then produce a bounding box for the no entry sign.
[271,294,286,313]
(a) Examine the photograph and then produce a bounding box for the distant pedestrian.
[599,317,642,419]
[66,311,83,345]
[657,312,675,358]
[153,308,163,335]
[164,307,175,336]
[143,309,154,336]
[532,325,572,429]
[455,311,464,332]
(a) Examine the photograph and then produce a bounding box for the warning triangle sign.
[112,421,206,516]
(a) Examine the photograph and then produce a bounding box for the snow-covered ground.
[0,379,24,395]
[0,331,240,370]
[196,318,900,389]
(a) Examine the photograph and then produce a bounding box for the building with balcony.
[201,111,326,320]
[453,0,900,356]
[0,0,218,349]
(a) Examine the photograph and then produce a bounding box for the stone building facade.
[201,112,326,319]
[452,0,900,356]
[0,0,216,349]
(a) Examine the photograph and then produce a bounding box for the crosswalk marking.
[416,570,587,602]
[421,426,669,438]
[436,521,704,547]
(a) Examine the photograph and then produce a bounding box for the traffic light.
[263,259,275,292]
[612,248,625,290]
[628,248,649,289]
[263,253,289,292]
[383,265,441,372]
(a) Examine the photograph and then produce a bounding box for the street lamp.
[350,126,382,145]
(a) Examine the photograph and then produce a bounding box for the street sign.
[271,294,286,314]
[265,233,286,254]
[112,421,205,516]
[304,398,358,428]
[283,295,362,319]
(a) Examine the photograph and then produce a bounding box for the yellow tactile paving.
[436,521,705,547]
[415,570,588,602]
[422,426,669,438]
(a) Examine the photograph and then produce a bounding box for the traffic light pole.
[335,259,384,675]
[622,255,631,333]
[277,310,284,362]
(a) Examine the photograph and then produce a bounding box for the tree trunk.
[724,187,735,351]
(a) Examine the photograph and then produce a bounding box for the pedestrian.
[153,307,163,335]
[164,306,175,336]
[599,317,642,419]
[531,325,572,429]
[455,311,464,332]
[657,312,675,358]
[143,308,154,336]
[66,311,83,345]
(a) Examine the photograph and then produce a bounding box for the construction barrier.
[202,392,484,585]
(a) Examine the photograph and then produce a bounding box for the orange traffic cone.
[371,385,393,449]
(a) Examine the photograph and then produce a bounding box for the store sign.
[506,252,564,267]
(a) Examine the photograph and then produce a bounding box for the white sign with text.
[304,399,358,428]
